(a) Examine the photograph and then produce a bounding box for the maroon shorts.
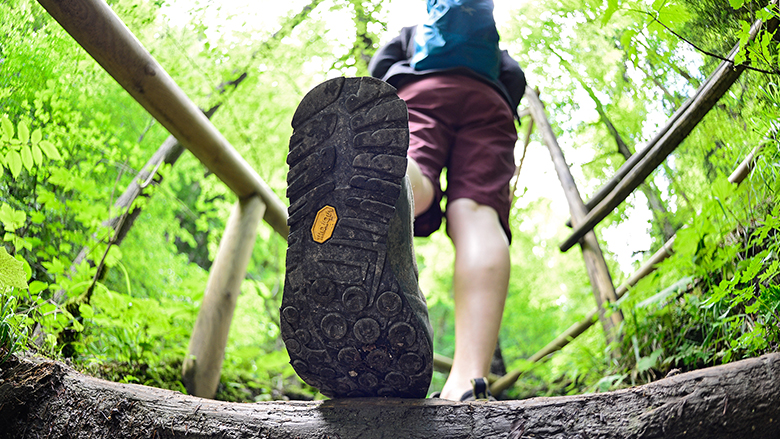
[397,74,518,241]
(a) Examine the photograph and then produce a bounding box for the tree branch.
[629,8,779,75]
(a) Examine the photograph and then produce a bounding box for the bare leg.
[439,198,510,400]
[407,158,435,216]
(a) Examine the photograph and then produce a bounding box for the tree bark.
[2,353,779,438]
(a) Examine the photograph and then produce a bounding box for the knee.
[447,199,510,249]
[407,158,435,216]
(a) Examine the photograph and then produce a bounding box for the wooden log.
[182,196,266,398]
[559,14,777,252]
[525,87,623,339]
[2,353,779,438]
[729,145,763,184]
[36,0,289,239]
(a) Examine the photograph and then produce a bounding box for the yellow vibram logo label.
[312,206,338,244]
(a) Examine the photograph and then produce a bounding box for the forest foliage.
[1,0,778,401]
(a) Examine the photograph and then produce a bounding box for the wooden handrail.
[37,0,289,239]
[559,14,776,252]
[491,137,761,394]
[525,87,623,339]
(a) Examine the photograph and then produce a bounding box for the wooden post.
[182,196,265,398]
[510,109,535,203]
[524,87,623,341]
[559,13,778,252]
[36,0,289,239]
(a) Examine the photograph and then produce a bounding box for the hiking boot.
[461,377,496,401]
[430,378,496,401]
[281,76,433,398]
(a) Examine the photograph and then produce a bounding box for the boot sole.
[282,77,431,398]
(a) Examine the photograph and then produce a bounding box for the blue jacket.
[368,26,527,118]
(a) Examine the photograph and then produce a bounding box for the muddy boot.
[281,77,433,398]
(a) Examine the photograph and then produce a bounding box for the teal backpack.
[411,0,502,81]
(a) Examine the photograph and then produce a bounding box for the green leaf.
[759,30,774,64]
[0,117,12,142]
[30,211,45,223]
[38,140,62,160]
[28,280,48,295]
[745,300,761,313]
[31,144,43,166]
[17,121,29,144]
[621,29,636,51]
[104,246,122,267]
[739,20,751,47]
[729,0,745,9]
[739,257,763,283]
[0,204,27,231]
[79,303,95,319]
[71,319,84,332]
[20,144,34,171]
[602,0,619,26]
[0,246,28,290]
[16,255,32,281]
[657,3,691,27]
[734,48,747,66]
[759,259,779,282]
[41,257,66,276]
[30,128,42,145]
[6,150,22,179]
[757,6,774,21]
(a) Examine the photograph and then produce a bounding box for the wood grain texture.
[2,353,779,438]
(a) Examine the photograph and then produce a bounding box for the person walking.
[368,0,526,401]
[281,0,525,400]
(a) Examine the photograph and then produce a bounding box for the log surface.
[1,353,779,438]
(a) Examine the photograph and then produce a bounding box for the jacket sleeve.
[368,33,408,79]
[368,27,416,79]
[498,50,527,110]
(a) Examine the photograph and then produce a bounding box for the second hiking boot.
[281,76,433,398]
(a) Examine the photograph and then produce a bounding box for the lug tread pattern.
[282,77,430,398]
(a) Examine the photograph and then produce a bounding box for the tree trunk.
[1,353,779,438]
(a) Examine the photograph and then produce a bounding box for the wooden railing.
[37,0,289,239]
[559,13,777,252]
[483,11,778,395]
[36,0,289,398]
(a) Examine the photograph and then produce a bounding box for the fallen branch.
[1,353,779,438]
